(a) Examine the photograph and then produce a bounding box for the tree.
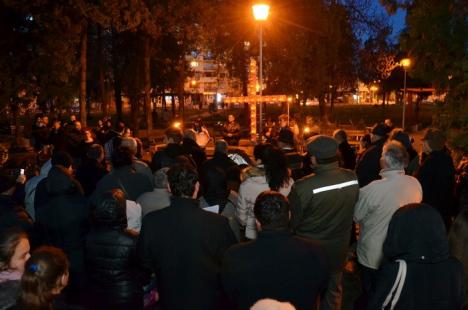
[381,0,468,149]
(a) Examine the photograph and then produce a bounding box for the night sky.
[374,0,406,38]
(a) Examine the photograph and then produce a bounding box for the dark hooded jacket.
[151,143,186,171]
[356,137,386,187]
[85,200,143,308]
[368,203,464,310]
[415,150,456,227]
[35,166,89,275]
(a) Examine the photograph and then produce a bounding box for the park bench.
[344,129,367,147]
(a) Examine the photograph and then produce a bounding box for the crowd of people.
[0,112,467,310]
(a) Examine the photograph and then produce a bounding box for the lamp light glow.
[400,58,411,68]
[252,4,270,21]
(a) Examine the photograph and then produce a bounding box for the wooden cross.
[224,58,289,135]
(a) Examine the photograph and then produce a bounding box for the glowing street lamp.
[252,3,270,135]
[400,58,411,129]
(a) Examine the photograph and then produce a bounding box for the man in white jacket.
[354,140,422,300]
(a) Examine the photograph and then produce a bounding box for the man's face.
[228,115,235,123]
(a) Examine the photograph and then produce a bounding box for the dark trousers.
[354,263,378,310]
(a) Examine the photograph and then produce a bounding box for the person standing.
[333,129,356,170]
[368,204,464,309]
[238,146,294,240]
[85,189,143,309]
[355,123,388,187]
[288,135,360,310]
[138,164,237,310]
[415,128,456,228]
[353,141,422,306]
[222,192,329,310]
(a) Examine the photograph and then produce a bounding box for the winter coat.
[201,152,237,178]
[368,204,464,310]
[356,137,387,187]
[338,141,356,170]
[90,165,152,204]
[221,230,330,310]
[0,281,19,310]
[138,196,237,310]
[24,159,51,220]
[237,166,294,239]
[415,150,456,227]
[288,161,359,271]
[151,143,186,171]
[200,193,241,241]
[222,122,241,146]
[354,169,422,269]
[85,228,143,308]
[182,138,207,170]
[0,195,33,235]
[35,166,89,275]
[75,159,108,197]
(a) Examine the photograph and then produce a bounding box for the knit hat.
[278,129,295,146]
[422,128,446,151]
[306,135,338,160]
[371,123,389,137]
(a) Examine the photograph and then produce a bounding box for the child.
[16,246,72,310]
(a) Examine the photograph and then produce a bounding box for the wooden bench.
[344,129,367,147]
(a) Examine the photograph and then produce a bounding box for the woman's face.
[9,238,30,273]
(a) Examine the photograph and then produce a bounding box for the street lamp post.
[400,58,411,130]
[252,3,269,136]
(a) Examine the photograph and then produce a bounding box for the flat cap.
[306,135,338,160]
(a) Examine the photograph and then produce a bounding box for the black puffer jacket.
[35,166,89,276]
[85,216,143,307]
[368,203,464,310]
[86,201,143,309]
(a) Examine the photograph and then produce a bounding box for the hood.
[46,166,82,196]
[40,159,52,176]
[383,203,449,263]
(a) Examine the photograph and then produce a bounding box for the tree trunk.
[98,26,109,117]
[171,95,176,116]
[143,37,153,131]
[130,95,139,131]
[80,23,88,127]
[112,29,122,120]
[162,93,167,111]
[178,94,184,124]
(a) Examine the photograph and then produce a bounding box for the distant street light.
[400,58,411,129]
[252,3,270,136]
